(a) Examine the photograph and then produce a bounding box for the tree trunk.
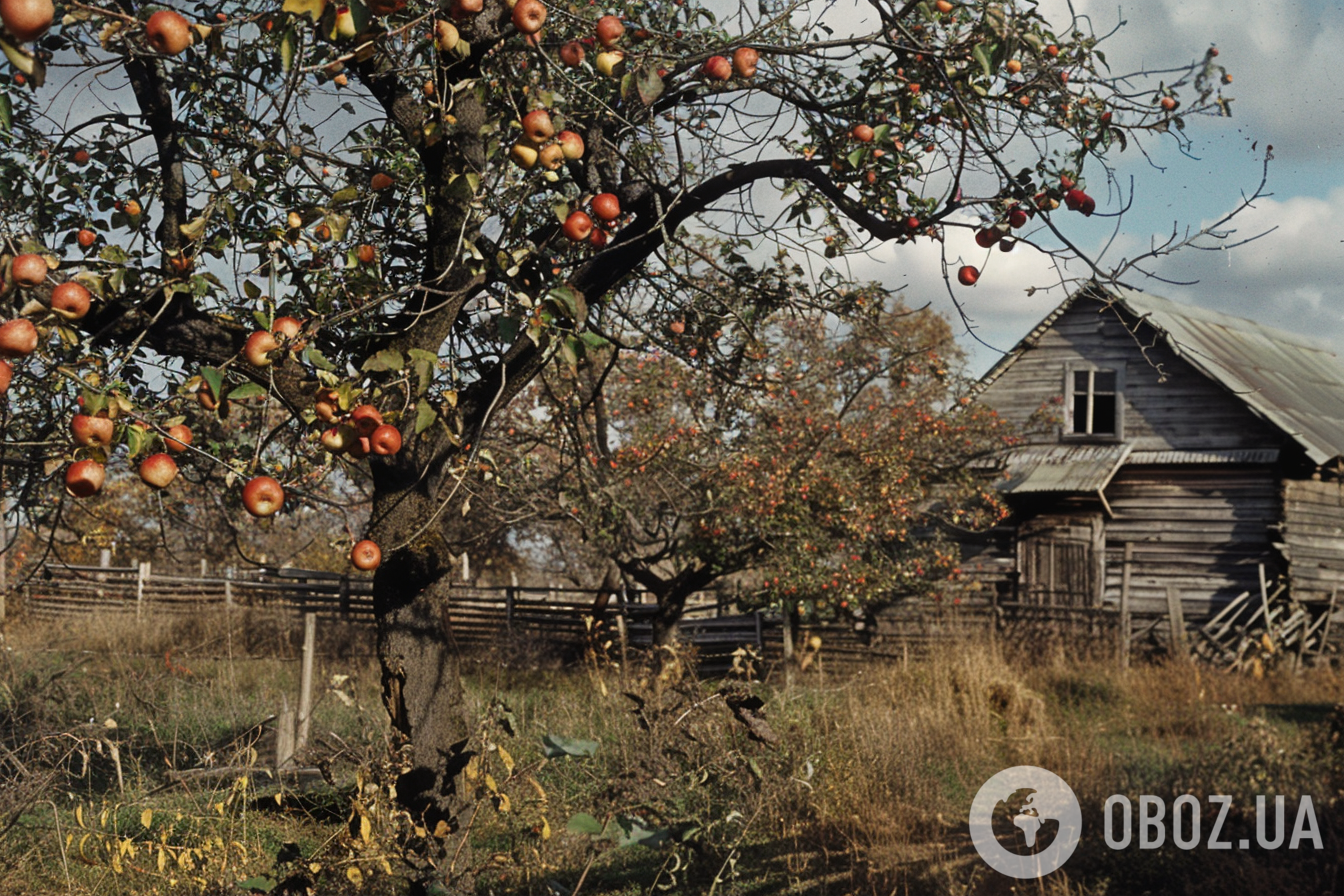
[370,464,476,892]
[649,587,690,648]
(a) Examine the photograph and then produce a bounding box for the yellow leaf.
[496,792,511,813]
[359,814,372,844]
[540,817,551,841]
[432,820,451,838]
[157,848,167,873]
[346,866,364,887]
[282,0,327,21]
[75,805,84,828]
[498,746,515,776]
[484,773,498,794]
[309,862,324,874]
[141,809,153,829]
[111,852,123,874]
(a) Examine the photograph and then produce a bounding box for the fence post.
[296,612,317,756]
[136,561,150,620]
[505,584,515,634]
[1166,585,1188,660]
[339,575,351,618]
[224,566,234,608]
[1118,542,1133,670]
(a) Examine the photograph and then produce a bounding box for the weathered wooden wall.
[1281,479,1344,602]
[979,297,1284,452]
[1103,465,1281,616]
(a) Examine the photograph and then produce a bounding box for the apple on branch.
[242,475,285,518]
[139,453,179,489]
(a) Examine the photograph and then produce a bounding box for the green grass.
[2,613,1342,895]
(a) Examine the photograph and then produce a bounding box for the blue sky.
[847,0,1344,375]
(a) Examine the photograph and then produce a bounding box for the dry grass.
[1,616,1341,895]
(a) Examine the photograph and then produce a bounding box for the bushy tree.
[0,0,1238,884]
[491,277,1013,643]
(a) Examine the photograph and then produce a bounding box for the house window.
[1066,367,1122,438]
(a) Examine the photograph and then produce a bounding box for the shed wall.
[1102,465,1280,617]
[1281,479,1344,602]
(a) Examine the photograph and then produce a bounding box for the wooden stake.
[296,612,317,755]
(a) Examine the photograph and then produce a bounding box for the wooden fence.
[14,555,1341,674]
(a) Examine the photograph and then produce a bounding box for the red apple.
[139,453,179,489]
[594,49,625,77]
[164,424,192,453]
[957,265,980,286]
[733,46,759,78]
[71,413,115,447]
[0,319,38,358]
[242,475,285,518]
[350,404,384,436]
[370,172,395,190]
[590,228,608,249]
[850,123,874,142]
[51,282,92,321]
[64,460,106,499]
[1008,207,1029,228]
[0,359,11,395]
[314,389,341,423]
[595,14,623,47]
[591,192,621,222]
[521,109,554,144]
[370,423,402,455]
[146,9,193,55]
[559,40,584,66]
[433,19,458,51]
[76,228,97,249]
[702,55,733,81]
[511,0,545,34]
[563,210,594,242]
[271,315,303,342]
[346,435,372,459]
[453,0,483,15]
[356,243,377,264]
[320,423,357,452]
[0,0,54,42]
[556,130,585,160]
[974,228,1000,249]
[510,142,539,170]
[351,539,382,571]
[537,143,565,171]
[244,329,280,367]
[10,253,47,288]
[1064,188,1087,211]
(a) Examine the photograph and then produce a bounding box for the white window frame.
[1064,365,1124,440]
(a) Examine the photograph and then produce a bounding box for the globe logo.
[969,766,1083,878]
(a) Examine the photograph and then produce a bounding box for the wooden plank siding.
[1280,479,1344,602]
[1101,465,1281,617]
[980,299,1285,453]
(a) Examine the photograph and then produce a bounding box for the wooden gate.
[1018,515,1104,607]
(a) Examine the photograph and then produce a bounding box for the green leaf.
[201,367,224,402]
[566,813,604,836]
[541,735,598,759]
[608,815,670,848]
[498,316,521,344]
[545,285,586,322]
[0,94,10,133]
[227,383,268,401]
[236,875,278,893]
[243,280,262,300]
[280,29,297,73]
[559,335,581,372]
[635,66,665,106]
[580,331,611,350]
[362,349,404,373]
[415,401,438,435]
[331,186,360,205]
[972,43,993,79]
[282,0,327,22]
[304,347,336,371]
[846,147,867,169]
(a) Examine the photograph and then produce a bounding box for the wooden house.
[966,286,1344,623]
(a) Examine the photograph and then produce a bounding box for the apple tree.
[486,269,1015,644]
[0,0,1236,884]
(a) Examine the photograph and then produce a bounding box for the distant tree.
[490,277,1013,643]
[0,0,1242,883]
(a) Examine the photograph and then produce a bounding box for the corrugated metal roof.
[1108,288,1344,465]
[1126,449,1280,465]
[998,443,1132,494]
